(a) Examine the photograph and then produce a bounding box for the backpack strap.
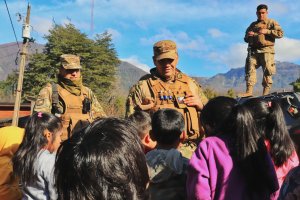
[51,83,61,115]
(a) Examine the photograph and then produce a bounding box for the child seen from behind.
[12,112,62,200]
[279,126,300,199]
[128,110,156,153]
[187,96,279,200]
[146,108,188,200]
[244,98,299,199]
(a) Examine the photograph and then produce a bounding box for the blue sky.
[1,0,300,77]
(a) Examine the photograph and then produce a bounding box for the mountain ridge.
[1,42,299,95]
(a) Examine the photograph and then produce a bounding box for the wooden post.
[12,4,31,126]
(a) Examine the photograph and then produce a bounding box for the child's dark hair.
[201,96,259,159]
[151,108,184,145]
[200,96,237,136]
[128,110,151,139]
[12,112,62,184]
[55,117,149,200]
[244,98,295,166]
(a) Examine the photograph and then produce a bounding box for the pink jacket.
[265,140,299,199]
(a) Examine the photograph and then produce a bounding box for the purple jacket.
[187,135,277,200]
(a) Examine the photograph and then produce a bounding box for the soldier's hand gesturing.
[183,94,204,111]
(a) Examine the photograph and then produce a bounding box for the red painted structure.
[0,103,31,127]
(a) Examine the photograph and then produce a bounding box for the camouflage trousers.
[245,52,276,88]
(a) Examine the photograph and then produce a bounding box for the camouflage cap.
[153,40,177,61]
[60,54,82,69]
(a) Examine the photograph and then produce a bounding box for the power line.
[4,0,20,49]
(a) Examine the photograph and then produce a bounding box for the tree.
[226,88,236,98]
[22,53,51,98]
[83,32,119,102]
[0,72,18,102]
[1,23,121,115]
[203,87,218,100]
[291,78,300,92]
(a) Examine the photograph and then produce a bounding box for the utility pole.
[90,0,94,33]
[12,4,31,126]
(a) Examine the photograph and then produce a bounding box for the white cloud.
[268,2,289,16]
[31,17,53,35]
[89,0,254,24]
[178,36,207,51]
[61,18,72,26]
[207,37,300,69]
[3,0,299,30]
[2,0,300,78]
[140,29,175,45]
[222,43,248,68]
[135,21,148,30]
[140,29,207,52]
[106,28,122,40]
[207,43,247,68]
[276,37,300,62]
[75,0,90,6]
[75,21,91,31]
[208,28,227,38]
[121,56,151,72]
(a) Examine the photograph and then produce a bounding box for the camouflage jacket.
[126,68,208,117]
[34,82,106,118]
[146,148,189,200]
[244,18,283,53]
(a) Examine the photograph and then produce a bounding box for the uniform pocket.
[266,62,276,75]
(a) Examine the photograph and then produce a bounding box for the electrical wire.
[3,0,20,49]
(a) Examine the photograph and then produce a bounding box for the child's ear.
[144,134,150,144]
[43,129,52,141]
[180,131,186,142]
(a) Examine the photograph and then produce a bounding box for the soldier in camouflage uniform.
[240,4,283,97]
[126,40,208,158]
[34,54,106,140]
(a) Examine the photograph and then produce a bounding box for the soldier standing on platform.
[34,54,106,140]
[240,4,283,97]
[126,40,208,158]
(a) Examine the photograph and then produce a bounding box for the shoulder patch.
[177,73,183,79]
